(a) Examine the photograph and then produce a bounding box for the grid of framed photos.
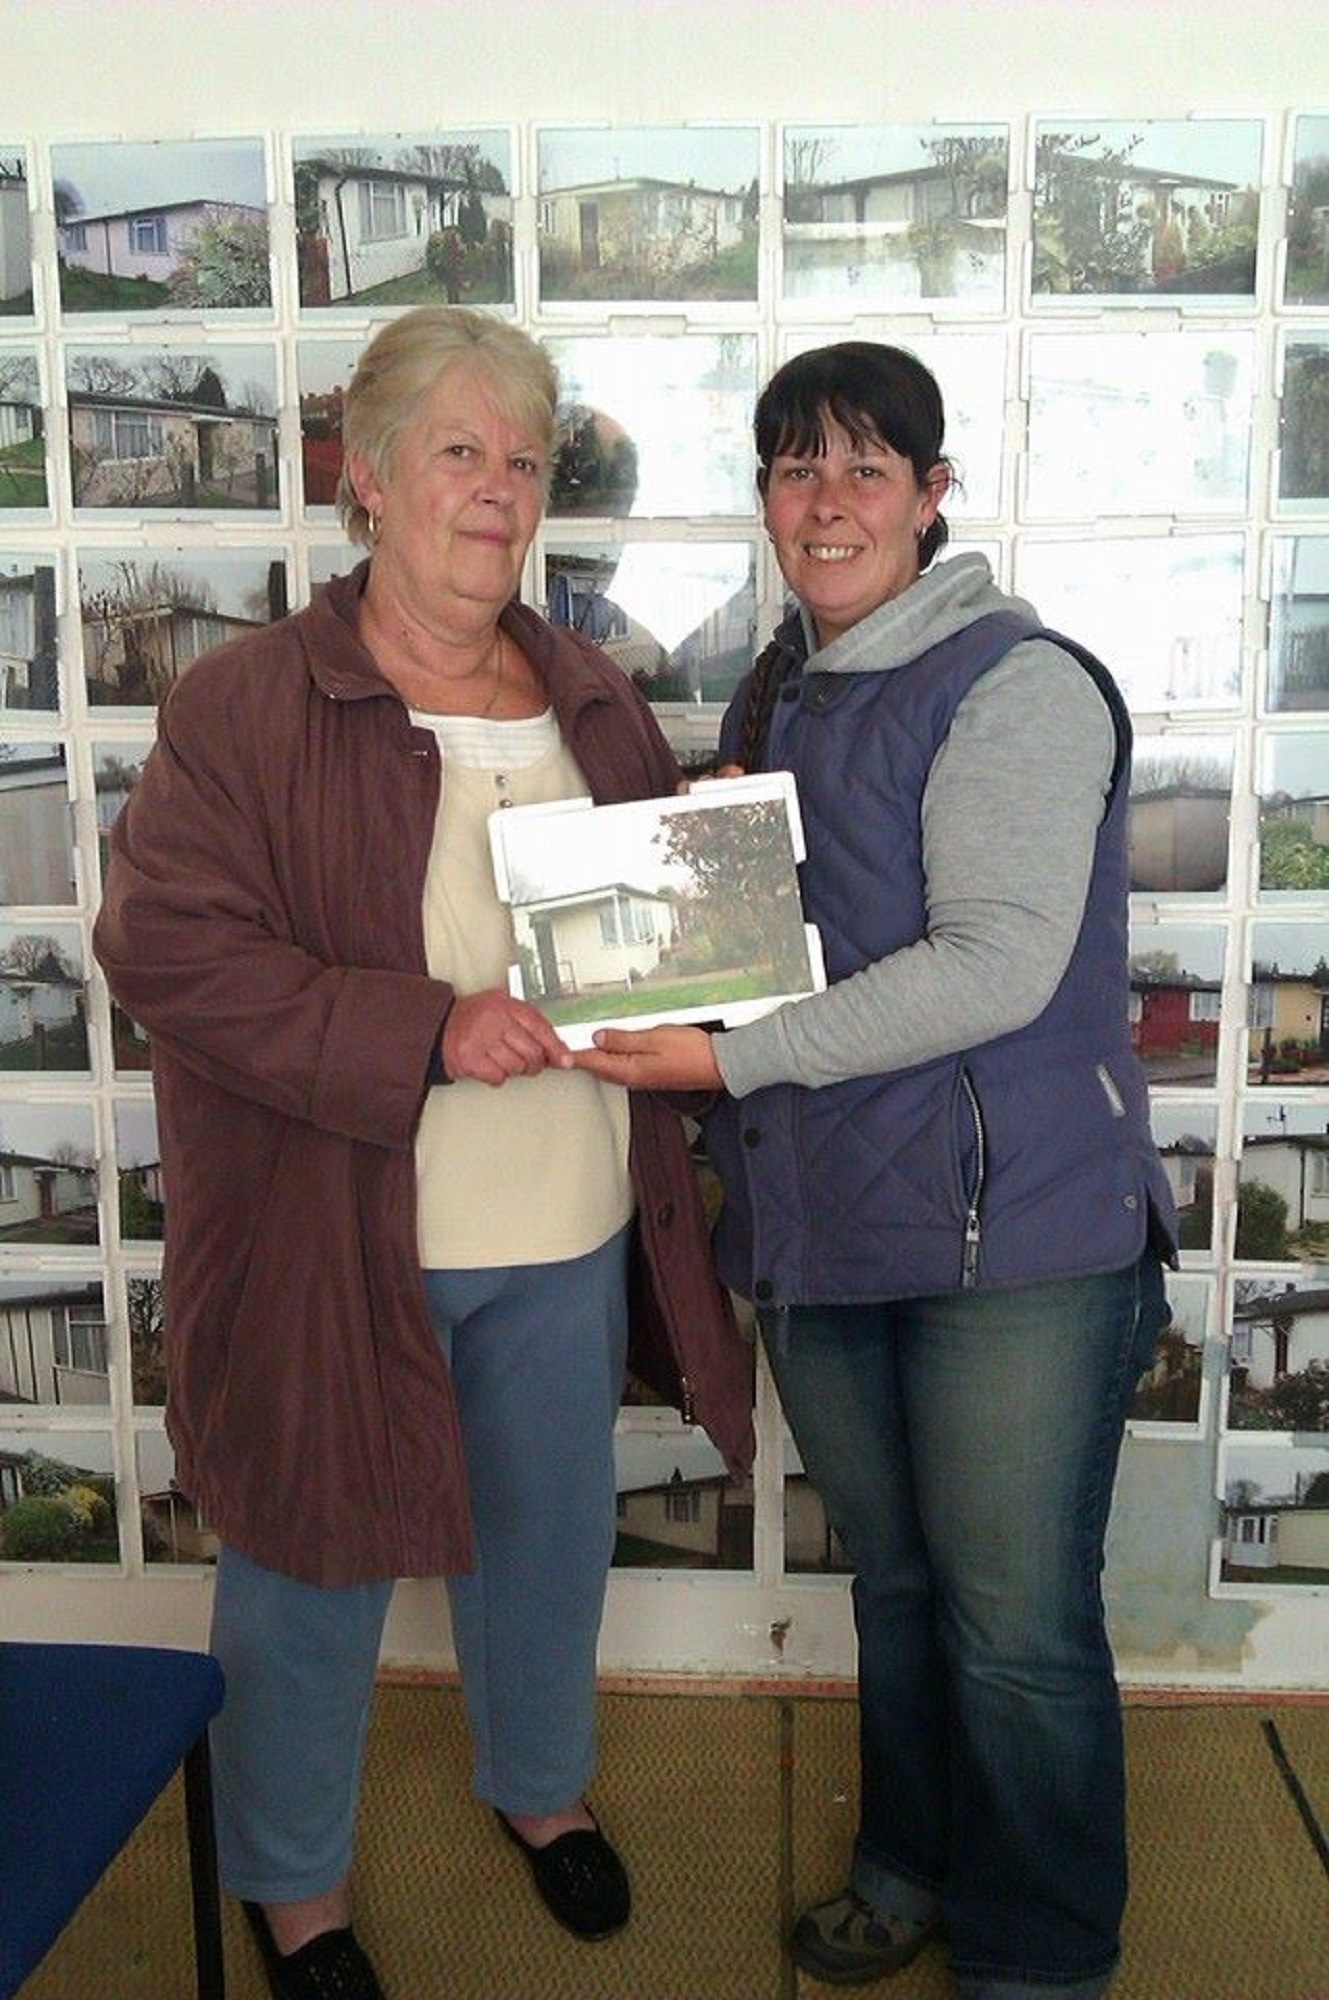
[0,113,1327,1599]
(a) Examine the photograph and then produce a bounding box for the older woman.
[575,342,1176,2000]
[94,306,751,2000]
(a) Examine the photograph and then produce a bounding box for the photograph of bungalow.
[1149,1101,1219,1256]
[0,555,57,711]
[0,1277,107,1408]
[0,150,32,314]
[537,125,758,303]
[0,1101,98,1247]
[0,741,75,905]
[1248,920,1329,1085]
[1032,118,1261,300]
[293,132,513,308]
[613,1426,751,1569]
[1228,1277,1329,1434]
[52,137,270,312]
[493,782,816,1039]
[781,121,1008,307]
[1237,1099,1329,1263]
[543,540,756,708]
[1258,730,1329,895]
[1013,533,1244,713]
[66,345,280,512]
[0,923,88,1074]
[1285,114,1329,306]
[0,348,46,510]
[297,335,362,509]
[1268,535,1329,712]
[79,548,287,705]
[114,1097,164,1242]
[0,1432,118,1564]
[92,739,149,879]
[1128,920,1227,1084]
[1219,1441,1329,1588]
[1025,329,1253,519]
[1129,731,1234,894]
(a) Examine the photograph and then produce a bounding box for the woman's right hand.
[440,989,573,1087]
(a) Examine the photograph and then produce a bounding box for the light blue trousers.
[209,1228,629,1903]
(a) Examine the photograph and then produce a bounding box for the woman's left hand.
[570,1024,722,1092]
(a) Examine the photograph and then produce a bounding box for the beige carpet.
[20,1683,1329,1999]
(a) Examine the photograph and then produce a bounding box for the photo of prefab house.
[0,1099,98,1246]
[0,349,46,512]
[65,343,280,513]
[1284,115,1329,307]
[293,131,513,308]
[0,920,89,1074]
[0,150,33,316]
[1236,1097,1329,1264]
[1247,919,1329,1085]
[1218,1441,1329,1590]
[79,547,287,706]
[0,554,57,712]
[52,137,271,314]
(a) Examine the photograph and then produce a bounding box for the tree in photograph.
[0,931,74,981]
[128,1274,166,1403]
[82,557,218,702]
[1235,1178,1290,1261]
[1259,809,1329,892]
[1286,149,1329,301]
[1279,345,1329,500]
[1033,130,1150,293]
[654,797,809,989]
[168,212,271,308]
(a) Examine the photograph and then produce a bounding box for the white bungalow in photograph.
[1230,1284,1329,1391]
[1240,1128,1329,1235]
[0,160,31,308]
[0,563,57,708]
[58,197,266,286]
[539,176,746,272]
[67,386,279,510]
[1223,1487,1329,1577]
[297,158,505,302]
[513,882,678,1001]
[0,1145,97,1242]
[0,1280,107,1406]
[0,748,73,904]
[0,955,83,1050]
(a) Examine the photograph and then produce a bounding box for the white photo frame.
[488,772,824,1046]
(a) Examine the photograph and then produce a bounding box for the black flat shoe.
[496,1810,631,1940]
[241,1900,386,1999]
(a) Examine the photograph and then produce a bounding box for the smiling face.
[762,419,949,648]
[348,359,548,631]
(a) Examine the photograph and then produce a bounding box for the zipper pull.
[962,1211,981,1286]
[678,1372,695,1425]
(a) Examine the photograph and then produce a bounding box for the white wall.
[4,0,1329,1688]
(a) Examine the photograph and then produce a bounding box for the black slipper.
[241,1900,386,2000]
[496,1810,631,1940]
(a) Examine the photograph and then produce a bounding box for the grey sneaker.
[790,1889,940,1986]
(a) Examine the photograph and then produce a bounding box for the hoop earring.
[367,512,381,546]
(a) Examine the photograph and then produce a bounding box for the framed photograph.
[1149,1099,1220,1259]
[114,1098,163,1242]
[65,342,280,515]
[545,333,758,518]
[1283,115,1329,307]
[1256,730,1329,899]
[0,738,76,906]
[1031,118,1261,305]
[1024,330,1253,519]
[1236,1097,1329,1263]
[297,335,363,515]
[0,1275,108,1410]
[1128,919,1228,1086]
[542,538,756,709]
[488,773,824,1046]
[0,1097,98,1247]
[1014,534,1245,713]
[0,552,58,714]
[293,129,514,310]
[1276,332,1329,510]
[1265,535,1329,712]
[0,347,48,515]
[1215,1439,1329,1594]
[0,919,90,1075]
[536,125,759,307]
[0,1427,119,1563]
[1128,731,1234,897]
[780,122,1009,311]
[613,1422,752,1571]
[79,546,288,708]
[1247,918,1329,1086]
[1,149,33,318]
[1227,1276,1329,1434]
[51,138,271,317]
[137,1427,218,1561]
[91,736,151,886]
[1128,1268,1210,1435]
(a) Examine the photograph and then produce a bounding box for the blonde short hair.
[336,306,560,546]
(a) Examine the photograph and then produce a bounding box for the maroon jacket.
[94,565,753,1587]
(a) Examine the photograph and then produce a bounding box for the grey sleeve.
[713,641,1118,1099]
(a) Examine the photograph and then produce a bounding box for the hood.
[787,551,1041,678]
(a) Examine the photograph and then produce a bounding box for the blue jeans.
[763,1255,1167,1998]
